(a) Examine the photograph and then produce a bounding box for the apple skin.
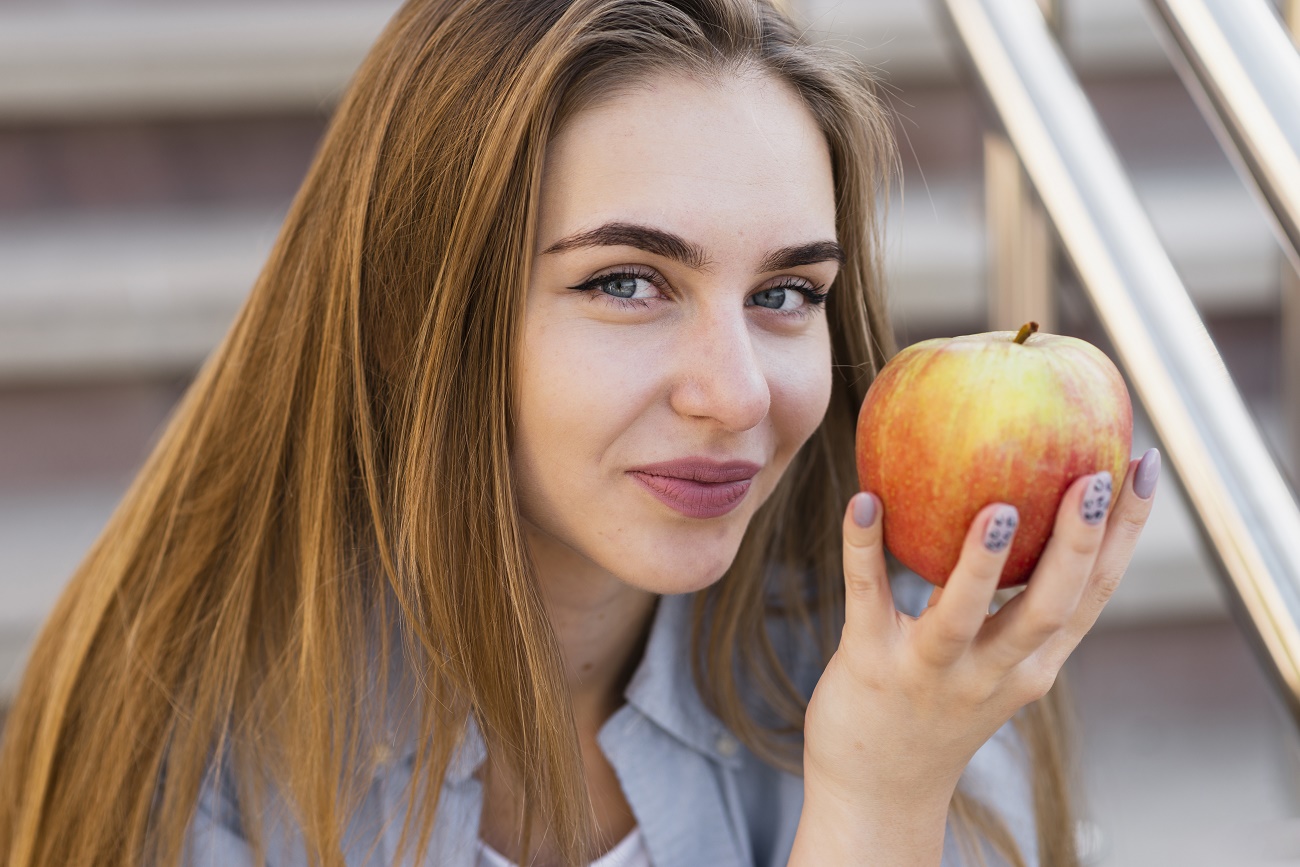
[855,329,1133,589]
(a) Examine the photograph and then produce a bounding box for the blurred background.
[2,0,1299,863]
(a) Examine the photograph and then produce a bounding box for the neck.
[476,521,654,865]
[521,519,659,730]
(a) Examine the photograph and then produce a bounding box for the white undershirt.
[475,826,651,867]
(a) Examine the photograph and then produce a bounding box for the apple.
[855,322,1132,588]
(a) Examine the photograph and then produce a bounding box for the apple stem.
[1014,321,1039,344]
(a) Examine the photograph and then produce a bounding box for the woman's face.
[513,70,840,596]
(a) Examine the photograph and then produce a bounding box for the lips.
[626,458,761,519]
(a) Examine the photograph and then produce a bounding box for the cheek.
[512,317,662,511]
[765,330,834,455]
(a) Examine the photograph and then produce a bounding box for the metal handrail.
[1144,0,1300,276]
[1144,0,1300,543]
[937,0,1300,723]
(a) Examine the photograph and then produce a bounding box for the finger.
[916,502,1019,667]
[977,471,1113,667]
[841,493,897,640]
[1040,448,1160,665]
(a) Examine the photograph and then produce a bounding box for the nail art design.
[983,505,1019,553]
[1081,472,1113,525]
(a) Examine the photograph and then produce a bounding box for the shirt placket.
[597,703,750,867]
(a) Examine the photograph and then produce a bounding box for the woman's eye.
[569,269,827,318]
[569,269,664,309]
[598,275,655,299]
[752,287,794,311]
[751,283,828,318]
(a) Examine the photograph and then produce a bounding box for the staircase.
[1,2,1296,862]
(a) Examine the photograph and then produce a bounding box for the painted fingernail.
[1081,472,1113,524]
[983,504,1019,553]
[853,493,878,528]
[1134,448,1161,500]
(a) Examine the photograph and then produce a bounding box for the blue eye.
[597,275,651,299]
[569,269,832,321]
[753,288,786,309]
[751,284,829,315]
[569,265,664,309]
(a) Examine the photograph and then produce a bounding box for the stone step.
[0,0,1168,120]
[0,168,1283,381]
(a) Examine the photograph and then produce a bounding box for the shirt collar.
[413,590,742,785]
[620,591,744,769]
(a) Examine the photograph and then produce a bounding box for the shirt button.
[715,733,739,757]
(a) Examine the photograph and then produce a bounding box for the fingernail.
[1134,448,1161,500]
[853,493,878,528]
[982,504,1019,553]
[1081,472,1113,524]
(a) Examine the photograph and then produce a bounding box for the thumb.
[842,492,896,637]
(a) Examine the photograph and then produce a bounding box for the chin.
[612,538,743,596]
[619,569,730,597]
[609,492,772,596]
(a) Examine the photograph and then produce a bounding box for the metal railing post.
[1285,0,1300,484]
[1146,0,1300,486]
[985,0,1060,332]
[940,0,1300,725]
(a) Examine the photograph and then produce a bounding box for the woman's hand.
[790,449,1160,865]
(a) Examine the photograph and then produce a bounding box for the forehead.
[537,71,837,254]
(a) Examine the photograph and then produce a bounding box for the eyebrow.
[758,240,846,273]
[543,222,711,269]
[541,221,845,273]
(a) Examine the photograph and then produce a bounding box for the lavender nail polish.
[853,493,878,528]
[1134,448,1161,500]
[983,505,1019,553]
[1081,472,1113,525]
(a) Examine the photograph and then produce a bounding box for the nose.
[667,305,770,431]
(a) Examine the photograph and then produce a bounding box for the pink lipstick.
[626,457,761,519]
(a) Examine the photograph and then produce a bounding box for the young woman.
[0,0,1160,865]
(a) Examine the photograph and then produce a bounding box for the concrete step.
[0,207,284,381]
[0,0,1172,121]
[0,2,398,121]
[0,165,1281,380]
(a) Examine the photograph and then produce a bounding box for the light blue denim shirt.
[185,572,1038,866]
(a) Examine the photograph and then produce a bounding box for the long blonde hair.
[0,1,1078,865]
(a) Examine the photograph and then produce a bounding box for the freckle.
[581,663,593,672]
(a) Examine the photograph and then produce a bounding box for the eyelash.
[567,265,829,320]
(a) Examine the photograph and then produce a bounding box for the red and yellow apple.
[855,322,1132,588]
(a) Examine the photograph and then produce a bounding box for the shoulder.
[182,755,265,866]
[182,747,410,867]
[183,746,343,867]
